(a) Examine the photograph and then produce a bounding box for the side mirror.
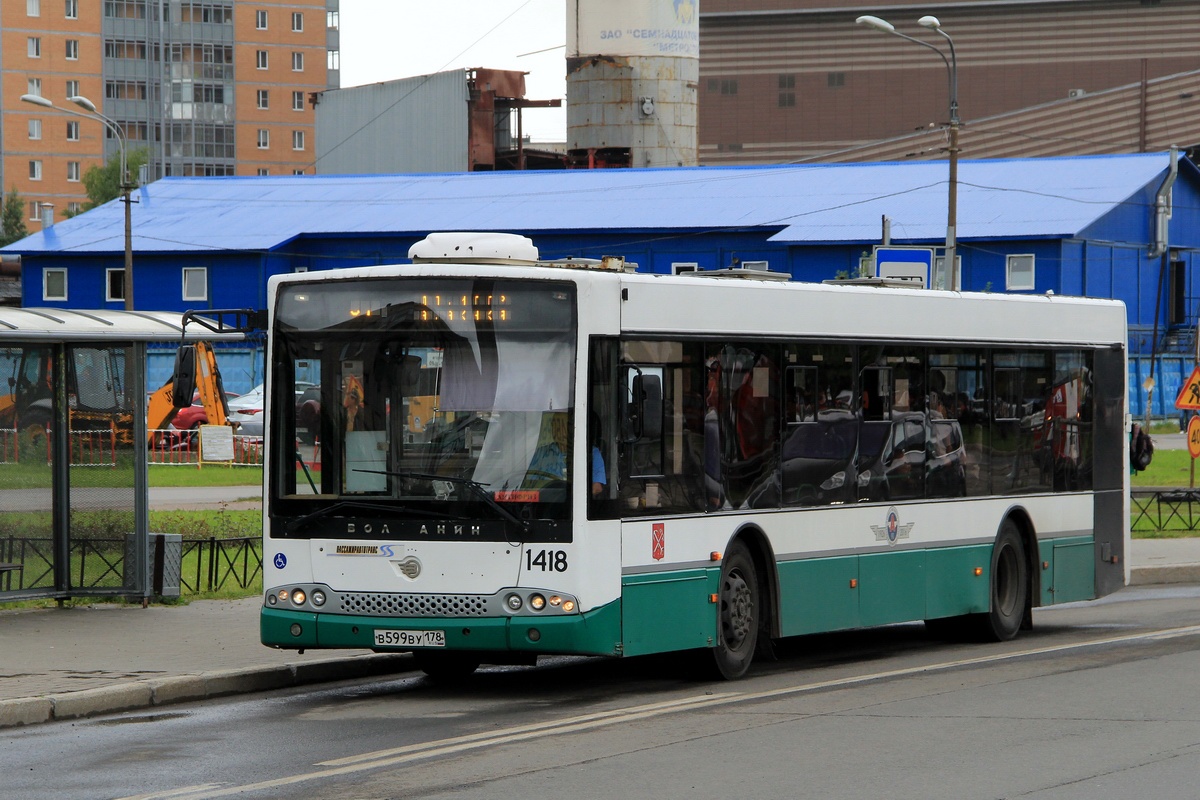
[172,345,197,410]
[637,374,663,439]
[623,371,663,443]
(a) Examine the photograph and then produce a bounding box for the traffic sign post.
[1174,366,1200,410]
[1172,367,1200,487]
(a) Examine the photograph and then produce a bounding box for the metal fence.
[0,534,262,598]
[0,428,264,468]
[1132,490,1200,533]
[148,430,264,467]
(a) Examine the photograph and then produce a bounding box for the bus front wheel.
[710,541,759,680]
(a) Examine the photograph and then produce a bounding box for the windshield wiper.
[283,499,452,535]
[353,469,532,536]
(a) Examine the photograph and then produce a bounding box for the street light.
[20,92,134,309]
[856,14,960,291]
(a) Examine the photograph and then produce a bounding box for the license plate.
[373,629,446,648]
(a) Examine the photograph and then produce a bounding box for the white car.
[227,383,265,414]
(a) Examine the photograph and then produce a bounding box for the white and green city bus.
[260,232,1129,680]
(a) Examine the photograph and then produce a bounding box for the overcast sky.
[339,0,568,142]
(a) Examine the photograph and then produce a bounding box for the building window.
[256,50,268,69]
[256,168,269,176]
[182,267,207,301]
[292,130,305,150]
[672,262,699,275]
[43,269,67,301]
[257,129,269,148]
[106,269,124,302]
[256,89,269,109]
[65,80,79,99]
[67,161,80,182]
[1007,254,1035,291]
[778,73,796,107]
[291,11,303,31]
[720,79,738,95]
[932,255,962,291]
[66,120,79,140]
[256,9,267,29]
[27,0,40,16]
[65,39,79,60]
[291,51,304,71]
[292,168,304,175]
[29,160,42,181]
[27,78,41,96]
[65,0,77,19]
[828,72,845,88]
[328,50,339,70]
[28,119,42,140]
[292,90,304,111]
[28,201,40,221]
[28,37,41,58]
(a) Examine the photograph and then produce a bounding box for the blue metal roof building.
[5,152,1199,409]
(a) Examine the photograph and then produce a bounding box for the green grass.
[0,462,261,489]
[1131,449,1198,489]
[149,464,262,487]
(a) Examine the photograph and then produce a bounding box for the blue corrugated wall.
[1129,355,1196,420]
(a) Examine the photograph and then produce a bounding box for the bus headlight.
[529,593,546,611]
[311,590,326,607]
[292,589,306,605]
[505,593,523,611]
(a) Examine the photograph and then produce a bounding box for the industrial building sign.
[569,0,699,59]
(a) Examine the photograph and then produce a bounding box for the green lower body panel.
[1038,536,1095,605]
[778,545,992,635]
[861,550,927,626]
[924,545,992,619]
[778,555,860,636]
[621,569,719,656]
[261,599,623,657]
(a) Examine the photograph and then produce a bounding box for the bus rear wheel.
[413,650,482,683]
[977,520,1029,642]
[710,541,759,680]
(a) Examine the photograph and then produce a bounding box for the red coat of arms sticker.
[652,523,665,561]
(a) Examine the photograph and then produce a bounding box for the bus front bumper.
[261,599,622,658]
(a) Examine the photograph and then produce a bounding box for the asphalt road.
[3,584,1199,800]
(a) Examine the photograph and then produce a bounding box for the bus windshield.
[271,278,577,537]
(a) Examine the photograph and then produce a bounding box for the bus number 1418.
[525,549,568,572]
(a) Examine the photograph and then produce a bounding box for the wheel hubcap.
[722,570,753,650]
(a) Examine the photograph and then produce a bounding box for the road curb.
[0,653,411,729]
[1129,565,1200,586]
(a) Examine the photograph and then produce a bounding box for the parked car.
[166,390,240,432]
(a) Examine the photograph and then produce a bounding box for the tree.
[78,147,150,213]
[0,186,28,246]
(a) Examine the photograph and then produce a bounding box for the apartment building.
[2,0,338,233]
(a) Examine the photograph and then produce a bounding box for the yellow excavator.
[146,341,231,444]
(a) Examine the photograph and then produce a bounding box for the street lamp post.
[20,92,134,309]
[856,14,960,291]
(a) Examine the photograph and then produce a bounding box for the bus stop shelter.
[0,308,243,603]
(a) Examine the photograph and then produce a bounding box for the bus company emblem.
[393,556,421,580]
[871,507,913,545]
[652,523,665,561]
